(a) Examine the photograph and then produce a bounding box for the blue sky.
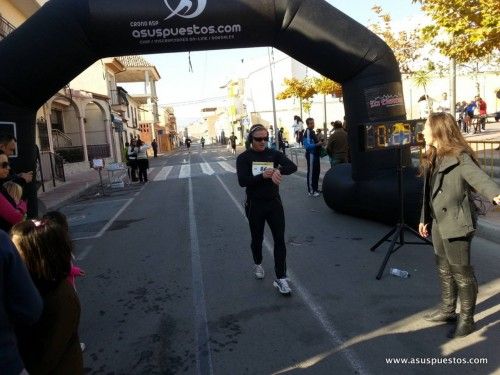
[146,0,424,124]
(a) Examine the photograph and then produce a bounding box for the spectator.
[11,219,84,374]
[303,117,323,196]
[0,230,42,375]
[0,151,27,232]
[151,139,158,158]
[475,96,487,131]
[136,140,150,183]
[326,120,349,168]
[0,133,33,187]
[292,115,304,145]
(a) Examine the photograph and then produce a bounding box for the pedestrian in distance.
[185,137,192,153]
[236,124,297,295]
[475,96,487,131]
[11,219,84,374]
[127,140,138,182]
[419,112,500,338]
[303,117,323,196]
[136,139,150,183]
[200,137,205,149]
[0,229,43,375]
[229,132,238,155]
[151,139,158,158]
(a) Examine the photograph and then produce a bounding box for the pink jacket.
[0,193,27,225]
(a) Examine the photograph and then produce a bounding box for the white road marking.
[200,162,215,175]
[179,164,191,179]
[76,245,93,261]
[188,177,214,375]
[154,166,173,181]
[95,198,135,238]
[214,174,370,375]
[217,161,236,173]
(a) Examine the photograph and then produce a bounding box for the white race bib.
[252,161,273,176]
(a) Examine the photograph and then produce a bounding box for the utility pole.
[450,58,456,119]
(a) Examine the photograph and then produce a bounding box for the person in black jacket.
[236,124,297,295]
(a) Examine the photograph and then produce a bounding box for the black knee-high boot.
[448,265,478,338]
[424,255,458,322]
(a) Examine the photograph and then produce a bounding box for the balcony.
[109,88,129,114]
[0,15,15,40]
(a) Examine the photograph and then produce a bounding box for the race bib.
[252,162,274,176]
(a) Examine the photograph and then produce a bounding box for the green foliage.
[313,76,343,97]
[369,5,425,73]
[413,0,500,63]
[276,77,317,114]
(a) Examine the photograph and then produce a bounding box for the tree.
[276,77,316,116]
[313,76,343,134]
[413,68,433,114]
[369,5,426,74]
[313,76,342,98]
[412,0,500,63]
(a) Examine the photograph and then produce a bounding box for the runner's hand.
[418,223,429,238]
[271,169,282,185]
[262,168,274,179]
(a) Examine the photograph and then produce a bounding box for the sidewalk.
[38,128,500,243]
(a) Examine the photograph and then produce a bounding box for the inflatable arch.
[0,0,422,224]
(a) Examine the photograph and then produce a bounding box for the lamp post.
[267,48,279,144]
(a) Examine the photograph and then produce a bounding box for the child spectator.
[11,220,84,374]
[42,211,86,288]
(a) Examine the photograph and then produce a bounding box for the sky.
[145,0,425,126]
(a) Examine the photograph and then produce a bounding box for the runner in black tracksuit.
[236,124,297,295]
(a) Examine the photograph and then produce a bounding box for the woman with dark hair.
[11,219,83,374]
[419,112,500,338]
[0,150,27,232]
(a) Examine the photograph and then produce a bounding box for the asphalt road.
[62,143,499,375]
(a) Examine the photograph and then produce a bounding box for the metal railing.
[468,141,500,179]
[0,15,15,40]
[413,141,500,179]
[52,129,73,148]
[37,150,66,190]
[110,88,128,106]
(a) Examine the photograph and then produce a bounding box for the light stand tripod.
[370,144,432,280]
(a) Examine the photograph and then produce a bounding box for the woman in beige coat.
[418,112,500,338]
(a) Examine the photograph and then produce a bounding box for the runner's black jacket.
[236,148,297,200]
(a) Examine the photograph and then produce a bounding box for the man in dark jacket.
[326,120,348,168]
[0,230,43,374]
[237,124,297,295]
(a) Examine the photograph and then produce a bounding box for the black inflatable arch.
[0,0,421,223]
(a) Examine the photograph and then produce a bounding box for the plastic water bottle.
[390,268,410,278]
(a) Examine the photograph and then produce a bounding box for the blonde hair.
[3,181,23,203]
[419,112,478,175]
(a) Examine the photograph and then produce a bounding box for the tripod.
[370,145,432,280]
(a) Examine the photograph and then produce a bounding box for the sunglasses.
[0,162,10,169]
[253,137,269,142]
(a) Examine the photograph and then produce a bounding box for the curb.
[39,180,101,213]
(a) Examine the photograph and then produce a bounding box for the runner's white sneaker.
[312,191,320,197]
[254,264,265,279]
[273,278,291,295]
